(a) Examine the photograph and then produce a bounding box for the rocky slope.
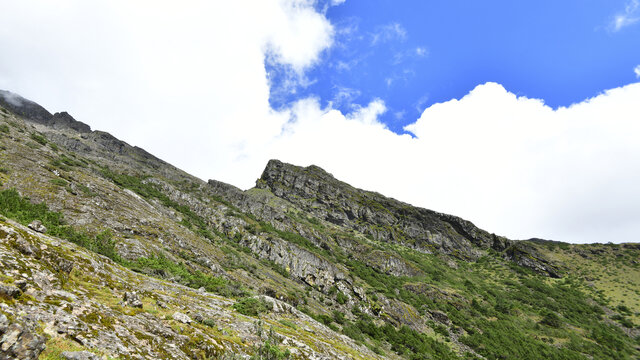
[0,90,638,359]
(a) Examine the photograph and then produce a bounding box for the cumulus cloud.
[268,82,640,244]
[1,2,639,244]
[610,0,640,31]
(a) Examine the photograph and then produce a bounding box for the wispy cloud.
[610,0,640,32]
[371,22,407,45]
[635,65,640,78]
[391,46,429,65]
[330,86,361,108]
[415,47,428,57]
[384,68,416,88]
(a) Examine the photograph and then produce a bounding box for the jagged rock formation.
[0,90,638,359]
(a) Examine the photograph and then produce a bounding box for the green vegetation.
[51,154,87,171]
[30,132,48,145]
[251,321,291,360]
[0,188,122,263]
[130,254,233,296]
[0,124,9,133]
[49,178,68,187]
[234,297,271,317]
[0,188,240,298]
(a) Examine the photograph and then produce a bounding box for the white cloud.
[610,0,639,31]
[0,0,333,184]
[270,82,640,244]
[635,65,640,77]
[1,2,639,244]
[371,22,407,45]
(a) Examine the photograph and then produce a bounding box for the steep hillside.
[0,91,638,359]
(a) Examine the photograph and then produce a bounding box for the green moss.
[49,178,68,187]
[30,132,48,145]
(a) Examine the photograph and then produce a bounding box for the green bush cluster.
[30,132,48,145]
[250,321,291,360]
[130,254,231,295]
[234,297,271,317]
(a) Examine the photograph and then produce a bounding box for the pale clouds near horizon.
[0,1,639,243]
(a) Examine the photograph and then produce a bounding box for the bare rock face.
[504,242,560,278]
[255,160,494,259]
[255,160,559,276]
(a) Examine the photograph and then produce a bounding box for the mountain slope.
[0,90,638,359]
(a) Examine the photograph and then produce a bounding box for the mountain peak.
[0,90,91,132]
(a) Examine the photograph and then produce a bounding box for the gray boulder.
[61,350,101,360]
[122,292,143,308]
[27,220,47,233]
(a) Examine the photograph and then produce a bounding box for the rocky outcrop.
[256,160,559,276]
[504,242,560,278]
[240,234,348,290]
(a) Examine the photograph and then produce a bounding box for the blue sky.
[269,0,640,133]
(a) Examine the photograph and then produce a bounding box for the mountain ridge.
[0,90,638,359]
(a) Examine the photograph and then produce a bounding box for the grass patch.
[30,133,47,145]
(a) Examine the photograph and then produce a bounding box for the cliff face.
[256,159,557,277]
[0,91,638,360]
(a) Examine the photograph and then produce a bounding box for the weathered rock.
[61,350,101,360]
[172,312,192,324]
[430,310,451,325]
[27,220,47,233]
[14,238,34,256]
[0,314,8,335]
[0,323,46,360]
[504,242,560,278]
[122,292,143,308]
[0,284,21,299]
[256,160,494,260]
[55,258,75,275]
[13,280,27,292]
